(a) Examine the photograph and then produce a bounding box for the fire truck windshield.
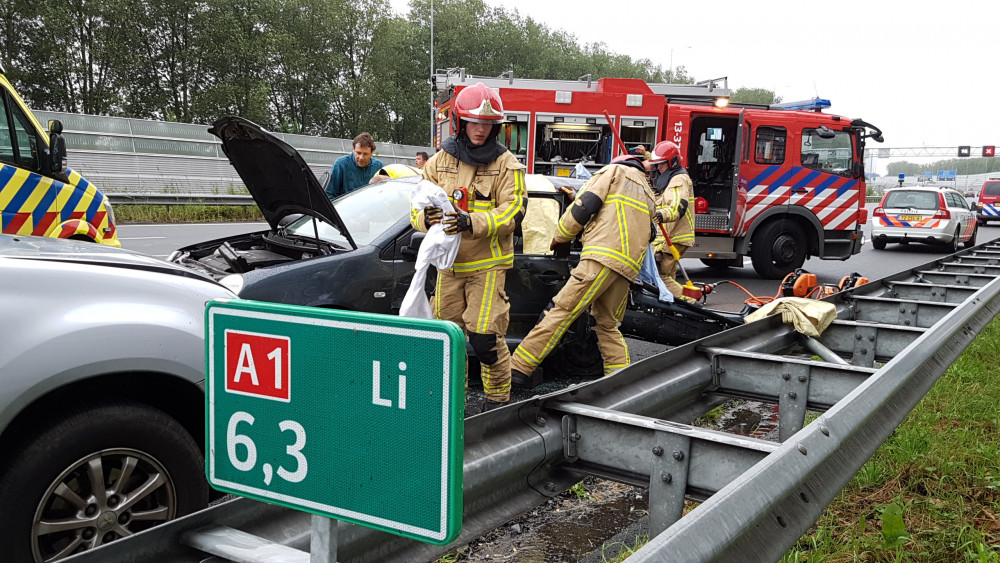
[801,128,853,176]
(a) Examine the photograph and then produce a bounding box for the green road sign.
[205,299,465,544]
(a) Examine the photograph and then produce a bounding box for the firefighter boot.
[480,399,508,413]
[511,368,543,389]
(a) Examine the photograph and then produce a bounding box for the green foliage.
[599,534,648,563]
[878,502,908,549]
[888,157,1000,178]
[730,87,782,105]
[2,0,699,145]
[786,317,1000,561]
[569,481,591,500]
[115,204,263,224]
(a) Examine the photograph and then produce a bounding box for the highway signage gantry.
[205,299,465,553]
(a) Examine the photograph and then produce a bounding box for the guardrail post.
[851,325,879,367]
[777,363,811,442]
[648,432,691,536]
[310,516,339,563]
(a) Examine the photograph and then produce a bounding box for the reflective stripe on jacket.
[554,163,656,282]
[654,172,695,248]
[411,150,526,276]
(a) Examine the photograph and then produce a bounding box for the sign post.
[205,299,466,550]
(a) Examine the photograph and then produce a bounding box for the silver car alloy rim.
[31,448,177,562]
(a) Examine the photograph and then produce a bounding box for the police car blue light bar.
[772,98,832,111]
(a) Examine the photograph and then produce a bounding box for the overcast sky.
[389,0,998,174]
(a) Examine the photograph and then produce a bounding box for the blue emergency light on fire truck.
[433,69,883,278]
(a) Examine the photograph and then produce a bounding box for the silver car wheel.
[31,449,176,562]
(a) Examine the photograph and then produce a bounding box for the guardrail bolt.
[570,432,581,442]
[782,373,790,380]
[545,481,556,491]
[776,516,787,528]
[661,472,672,483]
[855,334,862,340]
[860,348,868,355]
[868,335,876,341]
[716,368,726,375]
[536,417,546,427]
[798,375,807,383]
[820,425,830,436]
[788,392,797,399]
[797,444,808,455]
[672,450,685,461]
[652,446,664,456]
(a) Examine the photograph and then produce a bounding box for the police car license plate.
[899,215,921,221]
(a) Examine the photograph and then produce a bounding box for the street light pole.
[429,0,435,148]
[668,48,674,84]
[668,46,691,84]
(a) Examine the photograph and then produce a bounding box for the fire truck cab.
[433,70,883,278]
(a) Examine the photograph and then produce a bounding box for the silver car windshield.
[286,180,415,247]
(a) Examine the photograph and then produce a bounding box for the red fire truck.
[432,69,884,278]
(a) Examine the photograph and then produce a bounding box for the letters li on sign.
[205,299,466,545]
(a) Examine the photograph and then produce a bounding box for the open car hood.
[208,116,356,249]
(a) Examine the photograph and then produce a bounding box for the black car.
[169,117,742,377]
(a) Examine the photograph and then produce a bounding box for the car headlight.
[104,198,117,226]
[220,274,244,295]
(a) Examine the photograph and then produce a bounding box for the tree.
[730,87,782,105]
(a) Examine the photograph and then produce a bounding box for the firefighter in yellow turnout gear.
[410,82,526,412]
[510,155,656,380]
[648,141,695,302]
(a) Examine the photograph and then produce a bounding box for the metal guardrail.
[34,110,432,194]
[107,193,256,206]
[66,240,1000,562]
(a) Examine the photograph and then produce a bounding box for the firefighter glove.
[654,211,664,224]
[424,205,443,228]
[557,185,575,201]
[677,198,688,218]
[550,238,571,258]
[442,211,472,234]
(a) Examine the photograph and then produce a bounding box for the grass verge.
[116,204,263,224]
[615,317,1000,561]
[784,316,1000,561]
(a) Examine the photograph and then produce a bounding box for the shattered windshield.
[287,179,415,246]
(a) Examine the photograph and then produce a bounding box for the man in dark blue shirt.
[326,132,384,199]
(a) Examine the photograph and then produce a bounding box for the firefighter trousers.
[656,243,691,299]
[433,269,511,402]
[510,259,631,377]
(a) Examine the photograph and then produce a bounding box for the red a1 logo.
[225,330,291,402]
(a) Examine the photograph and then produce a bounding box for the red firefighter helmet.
[610,154,646,174]
[648,141,681,168]
[454,82,505,124]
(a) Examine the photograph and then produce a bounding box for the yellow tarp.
[744,297,837,338]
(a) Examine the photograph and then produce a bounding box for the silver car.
[0,234,235,562]
[871,186,978,251]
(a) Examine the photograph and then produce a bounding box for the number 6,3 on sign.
[205,299,466,545]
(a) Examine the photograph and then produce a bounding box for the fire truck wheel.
[0,403,208,563]
[750,220,807,279]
